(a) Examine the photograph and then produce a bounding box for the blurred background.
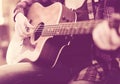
[0,0,19,65]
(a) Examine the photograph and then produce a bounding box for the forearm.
[14,0,36,21]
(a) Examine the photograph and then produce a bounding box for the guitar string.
[31,20,102,33]
[26,20,102,36]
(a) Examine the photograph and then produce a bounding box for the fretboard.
[36,20,102,36]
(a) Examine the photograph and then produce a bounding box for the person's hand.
[92,19,120,50]
[15,13,34,39]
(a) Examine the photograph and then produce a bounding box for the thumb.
[26,20,34,28]
[25,20,35,36]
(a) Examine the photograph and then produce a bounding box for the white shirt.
[65,0,86,10]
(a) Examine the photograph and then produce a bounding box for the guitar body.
[6,2,76,67]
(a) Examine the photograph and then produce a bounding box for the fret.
[55,27,60,35]
[59,23,67,35]
[61,27,66,35]
[72,27,77,35]
[65,27,70,35]
[69,23,75,35]
[51,26,55,35]
[62,23,71,35]
[53,26,60,35]
[74,24,80,35]
[58,24,63,35]
[42,26,50,36]
[63,27,68,35]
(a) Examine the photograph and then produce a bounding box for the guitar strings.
[32,20,102,33]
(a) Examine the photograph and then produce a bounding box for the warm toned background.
[0,0,19,65]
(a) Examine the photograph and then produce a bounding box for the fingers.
[25,19,34,32]
[15,22,28,38]
[111,13,120,20]
[15,15,34,38]
[93,20,120,50]
[25,20,35,36]
[93,21,112,50]
[110,28,120,49]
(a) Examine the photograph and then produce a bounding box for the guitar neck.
[39,20,102,36]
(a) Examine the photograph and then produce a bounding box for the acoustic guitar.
[6,2,102,67]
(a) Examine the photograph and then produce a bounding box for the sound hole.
[34,22,44,40]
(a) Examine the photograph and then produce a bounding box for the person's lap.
[0,62,106,84]
[0,62,71,84]
[0,62,48,84]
